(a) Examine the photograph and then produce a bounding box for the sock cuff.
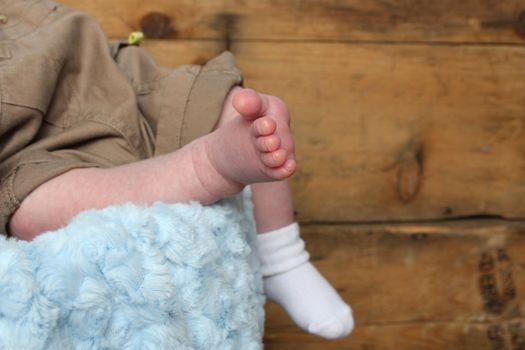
[256,222,310,277]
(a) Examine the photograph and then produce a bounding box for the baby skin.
[9,88,353,339]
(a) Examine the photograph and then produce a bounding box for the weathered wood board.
[57,0,525,222]
[263,221,525,349]
[61,0,525,44]
[142,41,525,223]
[265,316,525,350]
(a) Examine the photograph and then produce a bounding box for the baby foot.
[188,88,296,200]
[264,262,354,339]
[257,223,354,339]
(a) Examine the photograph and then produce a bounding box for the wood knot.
[210,13,240,51]
[396,147,423,203]
[516,11,525,38]
[139,12,177,39]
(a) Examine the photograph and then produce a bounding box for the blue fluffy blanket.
[0,192,265,349]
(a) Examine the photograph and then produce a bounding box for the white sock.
[256,223,354,339]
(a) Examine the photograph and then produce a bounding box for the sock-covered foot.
[187,88,297,201]
[257,223,354,339]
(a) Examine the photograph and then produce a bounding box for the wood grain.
[264,316,525,350]
[142,41,525,222]
[60,0,525,44]
[264,220,525,349]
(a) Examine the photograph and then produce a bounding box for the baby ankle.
[256,222,309,277]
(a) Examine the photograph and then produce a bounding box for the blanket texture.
[0,193,265,349]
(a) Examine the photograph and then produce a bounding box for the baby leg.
[220,89,354,339]
[9,88,296,240]
[252,182,354,339]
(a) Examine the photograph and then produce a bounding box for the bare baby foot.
[188,88,296,200]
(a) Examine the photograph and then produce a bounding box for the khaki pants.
[0,0,243,234]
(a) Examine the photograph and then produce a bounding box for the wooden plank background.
[263,221,525,349]
[61,0,525,44]
[60,1,525,348]
[138,40,525,222]
[61,0,525,222]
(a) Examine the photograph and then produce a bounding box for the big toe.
[233,88,265,120]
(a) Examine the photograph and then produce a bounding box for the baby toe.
[232,88,263,120]
[252,117,276,136]
[265,159,296,180]
[261,149,287,168]
[257,135,281,152]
